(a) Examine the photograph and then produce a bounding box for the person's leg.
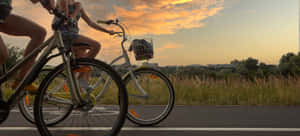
[73,35,101,59]
[0,36,8,66]
[0,14,46,93]
[0,36,6,100]
[73,46,90,58]
[73,35,101,81]
[0,14,46,81]
[0,36,7,100]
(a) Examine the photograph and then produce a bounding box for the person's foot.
[12,81,38,94]
[79,78,92,90]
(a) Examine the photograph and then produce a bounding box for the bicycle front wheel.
[34,58,128,136]
[123,67,175,126]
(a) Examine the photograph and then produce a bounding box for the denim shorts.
[59,26,79,50]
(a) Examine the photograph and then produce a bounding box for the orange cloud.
[108,0,225,35]
[170,0,193,5]
[7,0,224,64]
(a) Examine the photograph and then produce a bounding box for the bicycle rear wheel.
[34,58,128,136]
[18,69,73,126]
[123,67,175,126]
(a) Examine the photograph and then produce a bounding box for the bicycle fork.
[128,70,149,99]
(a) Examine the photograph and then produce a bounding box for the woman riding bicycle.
[54,0,116,81]
[0,0,54,93]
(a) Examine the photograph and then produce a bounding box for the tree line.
[3,45,300,80]
[160,52,300,80]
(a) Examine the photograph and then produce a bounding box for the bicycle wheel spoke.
[45,96,73,106]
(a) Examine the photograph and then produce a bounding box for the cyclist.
[54,0,116,81]
[0,0,55,93]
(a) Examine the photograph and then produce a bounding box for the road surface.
[1,106,300,136]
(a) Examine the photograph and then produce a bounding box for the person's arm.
[30,0,55,12]
[57,0,69,17]
[81,7,115,35]
[69,2,81,19]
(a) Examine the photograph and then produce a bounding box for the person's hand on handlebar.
[107,30,119,36]
[105,20,114,25]
[97,20,116,25]
[30,0,55,14]
[96,19,123,36]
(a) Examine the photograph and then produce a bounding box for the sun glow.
[171,0,193,5]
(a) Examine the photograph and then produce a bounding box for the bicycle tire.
[34,58,128,136]
[123,67,175,126]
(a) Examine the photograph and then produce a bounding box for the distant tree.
[279,52,300,76]
[244,57,259,72]
[230,59,240,66]
[230,57,259,81]
[257,63,279,78]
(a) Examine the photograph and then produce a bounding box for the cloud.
[7,0,224,63]
[9,0,121,62]
[108,0,225,35]
[157,42,184,51]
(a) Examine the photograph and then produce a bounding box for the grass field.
[172,76,300,105]
[2,76,300,106]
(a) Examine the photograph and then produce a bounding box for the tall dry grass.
[171,75,300,105]
[2,76,300,106]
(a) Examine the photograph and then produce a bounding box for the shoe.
[12,81,38,94]
[81,92,96,105]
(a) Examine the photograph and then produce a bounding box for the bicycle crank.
[77,93,96,112]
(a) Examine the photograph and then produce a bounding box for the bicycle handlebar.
[97,19,127,42]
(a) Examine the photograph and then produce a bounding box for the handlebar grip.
[97,20,114,25]
[105,20,114,25]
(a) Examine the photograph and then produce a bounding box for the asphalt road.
[1,106,300,136]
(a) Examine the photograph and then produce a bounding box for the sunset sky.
[1,0,298,66]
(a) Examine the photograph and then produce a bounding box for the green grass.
[3,76,300,106]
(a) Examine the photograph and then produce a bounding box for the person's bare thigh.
[0,36,8,64]
[0,14,45,37]
[74,35,100,47]
[74,35,101,57]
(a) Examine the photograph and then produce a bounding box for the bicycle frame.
[0,30,83,109]
[36,21,149,104]
[92,22,149,101]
